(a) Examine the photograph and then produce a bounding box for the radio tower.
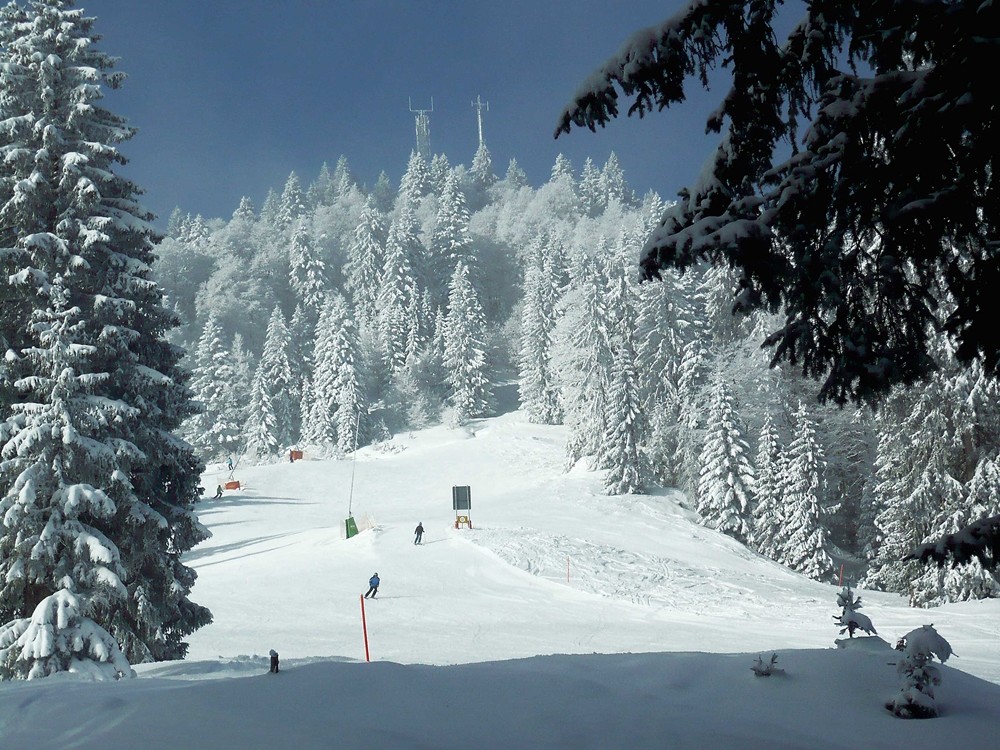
[471,94,489,147]
[409,97,433,158]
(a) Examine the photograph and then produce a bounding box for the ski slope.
[4,406,1000,750]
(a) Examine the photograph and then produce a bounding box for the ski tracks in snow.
[468,527,766,617]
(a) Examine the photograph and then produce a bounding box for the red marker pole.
[360,594,370,662]
[838,563,844,588]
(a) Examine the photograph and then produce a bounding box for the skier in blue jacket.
[364,573,380,599]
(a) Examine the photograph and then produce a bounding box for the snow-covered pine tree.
[288,220,329,322]
[504,158,528,190]
[0,1,209,667]
[428,170,474,306]
[302,296,345,447]
[696,379,754,541]
[832,586,876,639]
[750,413,784,559]
[302,294,345,446]
[398,150,432,204]
[886,625,953,719]
[602,276,646,495]
[518,233,564,425]
[244,307,295,457]
[0,282,134,679]
[469,141,497,195]
[306,161,335,208]
[371,170,395,214]
[429,153,451,196]
[910,456,1000,607]
[330,301,367,454]
[377,206,420,376]
[276,171,308,231]
[286,302,311,441]
[552,253,612,469]
[781,402,834,580]
[864,371,962,597]
[578,157,604,217]
[601,151,630,207]
[443,262,493,425]
[184,315,242,459]
[344,197,387,326]
[331,155,355,201]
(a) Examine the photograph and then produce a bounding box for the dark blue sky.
[81,1,718,225]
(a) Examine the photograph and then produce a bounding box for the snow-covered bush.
[750,653,783,677]
[833,586,877,638]
[885,624,953,719]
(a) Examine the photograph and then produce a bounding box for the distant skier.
[414,522,424,545]
[364,573,380,599]
[226,455,234,471]
[213,484,224,499]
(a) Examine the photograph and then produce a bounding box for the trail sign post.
[452,486,472,528]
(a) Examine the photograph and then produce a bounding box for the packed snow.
[2,406,1000,749]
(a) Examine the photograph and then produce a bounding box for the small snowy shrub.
[885,624,953,719]
[833,586,877,638]
[751,653,783,676]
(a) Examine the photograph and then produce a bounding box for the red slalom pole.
[360,594,370,662]
[838,563,844,588]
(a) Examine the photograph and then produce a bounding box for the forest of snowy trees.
[158,133,1000,610]
[1,0,998,682]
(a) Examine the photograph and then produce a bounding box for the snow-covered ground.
[2,408,999,749]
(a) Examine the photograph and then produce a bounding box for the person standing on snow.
[226,455,234,471]
[414,522,424,545]
[364,573,380,599]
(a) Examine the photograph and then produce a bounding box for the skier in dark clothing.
[364,573,380,599]
[414,522,424,545]
[213,484,224,499]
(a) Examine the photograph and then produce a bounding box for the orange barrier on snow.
[224,480,241,490]
[290,450,303,461]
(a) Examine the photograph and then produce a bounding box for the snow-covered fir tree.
[750,413,784,559]
[696,379,754,541]
[832,586,876,639]
[398,151,432,203]
[781,402,833,580]
[864,368,963,598]
[244,307,295,457]
[377,206,420,376]
[578,157,604,217]
[428,170,474,305]
[469,141,497,194]
[302,293,366,453]
[601,152,630,207]
[306,161,335,208]
[886,625,953,719]
[0,282,135,679]
[553,254,612,469]
[276,171,308,231]
[443,262,493,425]
[344,197,387,325]
[184,315,242,459]
[602,289,646,495]
[0,0,209,669]
[288,221,329,320]
[518,233,563,425]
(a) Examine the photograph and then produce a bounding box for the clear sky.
[80,1,719,225]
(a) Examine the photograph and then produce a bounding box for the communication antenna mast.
[471,94,489,148]
[408,97,433,158]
